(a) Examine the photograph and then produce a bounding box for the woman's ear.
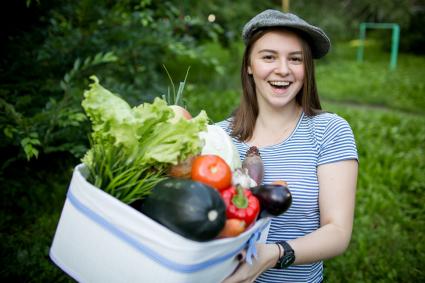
[247,66,252,75]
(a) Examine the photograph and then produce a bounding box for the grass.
[317,42,424,283]
[323,103,425,282]
[0,154,76,282]
[316,41,425,115]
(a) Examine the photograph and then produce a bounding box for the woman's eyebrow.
[257,49,303,55]
[258,49,278,54]
[290,51,303,55]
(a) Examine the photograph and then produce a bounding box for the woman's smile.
[268,80,292,94]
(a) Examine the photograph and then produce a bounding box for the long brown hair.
[231,27,322,142]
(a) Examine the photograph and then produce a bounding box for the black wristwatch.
[274,241,296,269]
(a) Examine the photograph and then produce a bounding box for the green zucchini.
[138,178,226,242]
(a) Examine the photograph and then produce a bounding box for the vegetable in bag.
[139,178,226,242]
[199,125,242,171]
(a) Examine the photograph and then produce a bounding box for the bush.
[0,0,223,168]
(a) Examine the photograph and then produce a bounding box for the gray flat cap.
[242,9,331,58]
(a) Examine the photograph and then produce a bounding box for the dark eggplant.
[250,184,292,217]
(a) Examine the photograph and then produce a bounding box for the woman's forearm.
[288,221,352,265]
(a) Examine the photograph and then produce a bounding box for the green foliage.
[1,51,118,165]
[60,52,118,92]
[0,0,222,168]
[290,0,423,54]
[187,88,240,123]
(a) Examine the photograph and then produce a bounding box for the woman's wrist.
[275,243,283,265]
[257,243,285,270]
[264,243,282,269]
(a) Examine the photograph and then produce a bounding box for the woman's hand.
[222,243,278,283]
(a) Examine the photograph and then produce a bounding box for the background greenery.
[1,0,424,282]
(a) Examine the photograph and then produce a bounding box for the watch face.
[275,241,295,269]
[279,253,295,268]
[281,256,293,267]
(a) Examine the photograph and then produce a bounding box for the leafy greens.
[81,76,208,203]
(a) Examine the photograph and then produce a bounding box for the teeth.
[269,81,290,87]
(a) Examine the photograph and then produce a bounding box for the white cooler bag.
[50,164,270,283]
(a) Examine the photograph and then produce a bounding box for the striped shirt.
[217,111,358,283]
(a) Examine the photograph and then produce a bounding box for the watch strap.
[274,241,295,269]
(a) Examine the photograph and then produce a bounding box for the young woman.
[219,9,359,283]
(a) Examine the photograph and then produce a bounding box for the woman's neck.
[257,103,301,130]
[247,103,302,148]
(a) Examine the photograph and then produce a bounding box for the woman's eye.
[262,55,275,61]
[290,57,303,63]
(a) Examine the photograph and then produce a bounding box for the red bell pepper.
[220,185,260,228]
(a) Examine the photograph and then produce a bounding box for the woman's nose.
[274,60,290,75]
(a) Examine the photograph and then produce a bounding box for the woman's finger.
[236,249,247,262]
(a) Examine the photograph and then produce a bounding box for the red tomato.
[191,155,232,191]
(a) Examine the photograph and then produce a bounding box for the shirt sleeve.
[216,119,233,135]
[317,115,358,166]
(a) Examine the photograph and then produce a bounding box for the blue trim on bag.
[67,190,248,273]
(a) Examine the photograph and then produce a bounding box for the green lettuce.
[81,76,208,203]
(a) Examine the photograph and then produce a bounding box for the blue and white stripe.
[218,112,358,283]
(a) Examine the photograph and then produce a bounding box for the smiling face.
[247,29,305,111]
